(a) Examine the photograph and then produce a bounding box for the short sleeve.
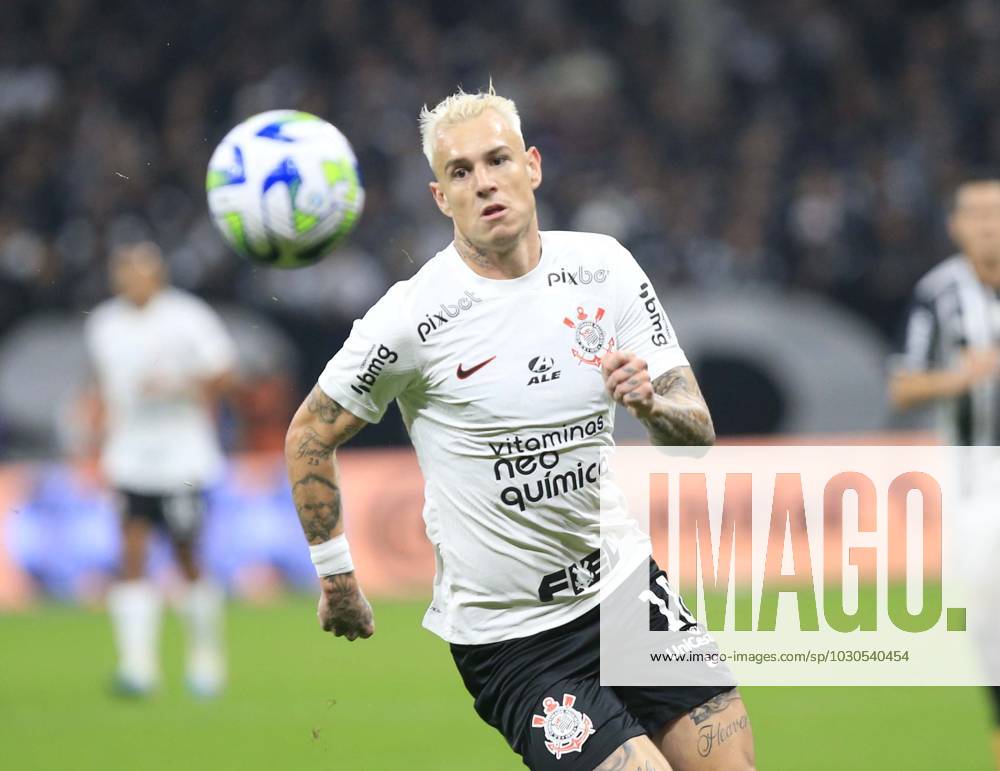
[317,283,419,423]
[613,244,689,379]
[187,300,238,377]
[890,294,940,373]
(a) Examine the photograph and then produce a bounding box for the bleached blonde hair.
[418,83,523,168]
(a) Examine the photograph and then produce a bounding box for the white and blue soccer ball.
[206,110,364,268]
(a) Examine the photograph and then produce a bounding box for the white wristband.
[309,534,355,577]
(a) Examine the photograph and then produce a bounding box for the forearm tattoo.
[594,739,660,771]
[295,426,337,467]
[642,366,716,446]
[289,390,363,544]
[291,473,342,543]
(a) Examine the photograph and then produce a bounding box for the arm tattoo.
[696,714,750,758]
[295,426,337,467]
[594,741,634,771]
[642,366,716,446]
[306,388,345,424]
[689,690,748,758]
[594,739,663,770]
[291,473,342,543]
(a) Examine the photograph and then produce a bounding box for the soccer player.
[85,241,236,697]
[285,88,756,769]
[889,177,1000,769]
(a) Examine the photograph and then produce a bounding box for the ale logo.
[527,355,561,386]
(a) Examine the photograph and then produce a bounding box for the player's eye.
[452,167,469,179]
[491,155,508,165]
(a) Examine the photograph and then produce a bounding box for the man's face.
[950,182,1000,286]
[111,246,164,306]
[429,109,542,252]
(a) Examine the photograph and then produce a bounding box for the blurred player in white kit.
[84,241,237,697]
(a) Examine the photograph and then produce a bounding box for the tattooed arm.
[285,385,372,640]
[601,353,715,446]
[594,736,672,770]
[642,365,715,446]
[655,688,756,767]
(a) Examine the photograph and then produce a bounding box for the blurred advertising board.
[0,449,434,609]
[0,437,948,611]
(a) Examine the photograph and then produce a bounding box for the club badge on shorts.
[531,693,595,759]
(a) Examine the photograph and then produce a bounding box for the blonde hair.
[418,83,523,168]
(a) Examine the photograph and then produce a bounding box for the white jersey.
[319,231,688,644]
[85,288,237,494]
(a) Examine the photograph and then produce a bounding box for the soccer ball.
[206,110,364,269]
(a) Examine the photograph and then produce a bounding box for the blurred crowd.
[1,0,998,375]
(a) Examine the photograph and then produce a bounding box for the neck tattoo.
[457,236,493,270]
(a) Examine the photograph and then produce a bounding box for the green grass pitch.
[1,597,995,770]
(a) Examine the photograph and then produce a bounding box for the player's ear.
[526,146,542,191]
[429,181,453,218]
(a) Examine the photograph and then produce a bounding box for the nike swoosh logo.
[456,356,497,379]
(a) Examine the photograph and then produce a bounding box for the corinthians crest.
[531,693,596,759]
[563,305,615,367]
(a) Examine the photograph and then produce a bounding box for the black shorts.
[450,560,733,770]
[116,488,205,541]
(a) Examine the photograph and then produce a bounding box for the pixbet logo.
[527,355,561,386]
[351,344,398,395]
[547,267,609,287]
[417,290,482,342]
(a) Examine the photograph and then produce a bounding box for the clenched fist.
[601,351,655,419]
[317,572,374,641]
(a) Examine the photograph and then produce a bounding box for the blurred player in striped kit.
[890,178,1000,768]
[84,241,237,697]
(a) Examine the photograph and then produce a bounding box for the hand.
[140,374,195,399]
[317,572,374,641]
[959,347,999,389]
[601,351,655,419]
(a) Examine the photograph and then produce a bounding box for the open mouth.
[482,204,507,218]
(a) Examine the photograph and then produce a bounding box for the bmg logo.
[351,344,398,395]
